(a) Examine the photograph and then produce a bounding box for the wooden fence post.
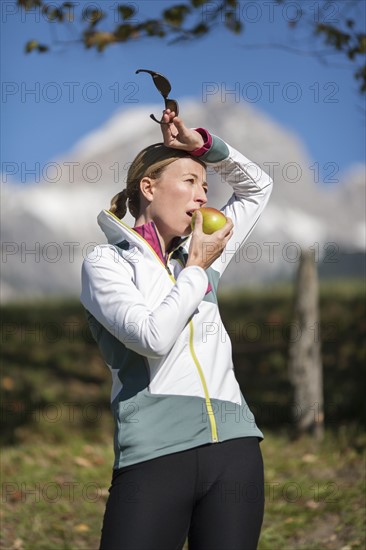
[288,249,324,440]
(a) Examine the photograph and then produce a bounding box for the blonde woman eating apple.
[81,107,273,550]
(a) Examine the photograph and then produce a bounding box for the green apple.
[191,207,227,235]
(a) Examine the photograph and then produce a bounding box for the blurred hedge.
[1,281,365,445]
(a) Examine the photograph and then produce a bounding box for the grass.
[1,433,113,550]
[2,281,365,445]
[258,428,366,550]
[1,281,365,548]
[1,429,365,550]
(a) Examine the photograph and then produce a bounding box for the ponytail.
[110,189,128,219]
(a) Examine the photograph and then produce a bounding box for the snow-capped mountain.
[1,99,365,302]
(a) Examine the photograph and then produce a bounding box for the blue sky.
[1,0,365,186]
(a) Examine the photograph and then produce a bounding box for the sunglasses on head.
[136,69,179,125]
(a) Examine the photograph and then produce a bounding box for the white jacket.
[80,134,273,468]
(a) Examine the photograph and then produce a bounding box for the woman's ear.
[139,177,156,203]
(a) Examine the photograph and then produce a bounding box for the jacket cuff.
[199,134,230,164]
[189,128,213,157]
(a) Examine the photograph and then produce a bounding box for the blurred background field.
[2,1,366,547]
[1,280,365,549]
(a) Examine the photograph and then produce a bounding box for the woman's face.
[147,157,208,239]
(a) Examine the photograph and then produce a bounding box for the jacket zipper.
[166,251,219,443]
[188,320,219,442]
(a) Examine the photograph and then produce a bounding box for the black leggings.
[100,437,265,550]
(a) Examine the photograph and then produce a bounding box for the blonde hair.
[110,143,205,220]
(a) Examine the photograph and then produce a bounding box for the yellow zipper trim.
[169,252,218,442]
[189,321,218,443]
[106,209,218,442]
[163,247,219,441]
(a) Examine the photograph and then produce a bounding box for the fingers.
[187,214,234,269]
[171,115,189,137]
[212,216,233,238]
[219,219,234,244]
[161,109,187,133]
[224,218,234,244]
[161,109,203,152]
[161,108,176,126]
[212,217,234,250]
[160,109,180,145]
[164,109,175,122]
[222,216,234,235]
[192,214,233,238]
[160,110,173,142]
[192,210,203,232]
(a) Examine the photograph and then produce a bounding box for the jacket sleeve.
[80,245,209,359]
[200,135,273,277]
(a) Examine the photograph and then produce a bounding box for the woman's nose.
[196,188,208,205]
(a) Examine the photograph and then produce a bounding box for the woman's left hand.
[160,109,204,152]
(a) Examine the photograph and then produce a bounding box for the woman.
[80,109,273,550]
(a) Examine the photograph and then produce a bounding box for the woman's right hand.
[186,210,234,270]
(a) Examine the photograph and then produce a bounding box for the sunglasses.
[135,69,179,125]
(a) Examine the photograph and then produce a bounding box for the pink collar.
[133,221,165,263]
[133,221,184,264]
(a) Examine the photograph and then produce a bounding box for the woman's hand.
[186,210,234,270]
[160,110,233,269]
[160,108,204,152]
